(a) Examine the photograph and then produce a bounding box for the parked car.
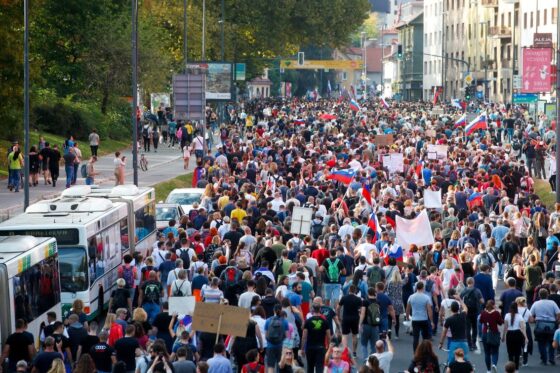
[156,203,185,231]
[164,188,205,214]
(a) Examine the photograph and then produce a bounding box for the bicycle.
[139,153,148,171]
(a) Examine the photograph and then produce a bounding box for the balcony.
[481,0,498,7]
[489,26,512,38]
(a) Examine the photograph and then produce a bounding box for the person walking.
[63,146,77,189]
[406,281,435,352]
[85,156,99,186]
[88,129,100,157]
[460,277,484,352]
[502,302,527,370]
[48,144,61,187]
[71,143,82,185]
[438,298,469,364]
[7,144,23,192]
[529,288,560,365]
[479,300,503,373]
[301,303,331,373]
[337,284,364,358]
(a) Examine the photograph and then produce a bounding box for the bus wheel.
[97,287,104,322]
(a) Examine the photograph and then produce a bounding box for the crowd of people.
[4,97,560,373]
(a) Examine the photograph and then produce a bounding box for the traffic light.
[465,85,473,100]
[397,45,403,60]
[297,52,305,66]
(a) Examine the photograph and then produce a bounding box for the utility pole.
[183,0,188,68]
[23,0,30,209]
[202,0,206,61]
[131,0,138,186]
[442,10,447,101]
[555,0,560,203]
[220,0,224,61]
[361,32,367,100]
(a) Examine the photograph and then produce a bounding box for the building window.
[508,12,511,27]
[424,61,427,74]
[524,13,527,29]
[530,12,533,28]
[468,24,471,39]
[544,9,547,25]
[501,14,504,27]
[537,10,540,26]
[554,8,558,24]
[461,23,464,37]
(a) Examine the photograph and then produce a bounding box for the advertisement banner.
[533,33,553,48]
[206,63,232,100]
[235,63,246,81]
[522,48,553,93]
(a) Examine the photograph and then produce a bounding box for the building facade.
[396,12,424,100]
[423,0,444,101]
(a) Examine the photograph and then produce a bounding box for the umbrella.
[320,113,337,120]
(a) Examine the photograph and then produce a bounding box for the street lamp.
[131,0,138,186]
[480,20,489,101]
[361,31,367,99]
[23,0,30,208]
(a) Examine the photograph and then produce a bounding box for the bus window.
[59,248,88,292]
[119,216,129,250]
[13,255,61,323]
[135,202,156,242]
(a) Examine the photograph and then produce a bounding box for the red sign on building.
[522,48,553,93]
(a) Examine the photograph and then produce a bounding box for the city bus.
[0,197,129,319]
[62,185,157,256]
[0,236,61,347]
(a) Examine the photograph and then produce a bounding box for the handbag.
[482,330,501,346]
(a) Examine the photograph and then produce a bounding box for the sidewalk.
[0,143,188,220]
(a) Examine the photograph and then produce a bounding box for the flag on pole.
[380,97,390,109]
[453,114,466,128]
[433,87,440,105]
[367,212,382,243]
[362,184,372,206]
[380,242,403,265]
[349,99,361,112]
[465,112,488,135]
[451,98,463,109]
[466,192,483,210]
[326,169,356,185]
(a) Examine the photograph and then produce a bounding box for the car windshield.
[156,207,180,221]
[166,193,201,205]
[58,247,88,293]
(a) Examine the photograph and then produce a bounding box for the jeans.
[483,342,499,370]
[65,165,74,188]
[537,337,555,363]
[9,169,21,191]
[526,157,536,177]
[448,340,469,363]
[466,312,478,349]
[412,320,431,352]
[360,324,379,358]
[72,163,79,184]
[507,128,514,141]
[142,302,160,324]
[305,347,325,373]
[85,177,94,185]
[323,283,341,306]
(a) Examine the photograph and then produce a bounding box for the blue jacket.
[474,272,495,302]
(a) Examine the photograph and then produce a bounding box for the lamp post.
[381,24,386,97]
[220,0,224,61]
[442,10,447,101]
[556,0,560,202]
[202,0,206,61]
[480,20,489,101]
[23,0,30,209]
[361,31,367,99]
[131,0,138,186]
[183,0,188,68]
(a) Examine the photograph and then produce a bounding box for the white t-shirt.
[503,313,524,330]
[372,351,393,373]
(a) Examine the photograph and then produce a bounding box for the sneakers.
[491,364,497,373]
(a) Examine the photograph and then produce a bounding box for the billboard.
[206,63,232,100]
[235,63,246,81]
[522,48,553,93]
[533,33,553,48]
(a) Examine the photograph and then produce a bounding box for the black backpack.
[178,248,191,269]
[111,288,129,312]
[273,258,284,279]
[462,288,479,311]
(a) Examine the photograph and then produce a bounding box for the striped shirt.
[201,285,223,303]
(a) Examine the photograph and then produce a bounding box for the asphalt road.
[0,142,185,218]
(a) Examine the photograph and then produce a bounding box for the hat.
[545,271,555,279]
[16,361,28,369]
[223,216,231,223]
[218,255,227,264]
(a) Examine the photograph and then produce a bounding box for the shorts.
[265,346,282,368]
[324,283,341,303]
[342,319,359,335]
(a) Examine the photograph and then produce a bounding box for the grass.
[153,173,193,202]
[535,179,555,209]
[0,130,129,177]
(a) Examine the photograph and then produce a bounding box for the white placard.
[291,207,313,236]
[426,144,448,160]
[169,296,196,316]
[396,210,435,248]
[424,189,443,209]
[382,153,404,174]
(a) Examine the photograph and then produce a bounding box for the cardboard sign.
[290,207,313,236]
[382,153,404,174]
[192,302,250,338]
[374,134,394,146]
[169,296,196,315]
[426,144,448,160]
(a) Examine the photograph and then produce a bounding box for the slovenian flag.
[380,97,390,109]
[349,99,361,112]
[362,184,373,206]
[454,114,466,128]
[326,169,356,184]
[294,118,306,125]
[380,242,403,265]
[367,212,382,243]
[465,112,488,135]
[467,192,483,210]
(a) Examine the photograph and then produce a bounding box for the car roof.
[168,188,205,194]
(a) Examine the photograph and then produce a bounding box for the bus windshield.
[59,247,88,293]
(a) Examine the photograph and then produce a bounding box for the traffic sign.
[464,73,473,85]
[476,91,483,99]
[513,75,522,89]
[513,93,538,104]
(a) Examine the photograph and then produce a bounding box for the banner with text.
[522,48,553,93]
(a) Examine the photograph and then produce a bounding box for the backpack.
[325,258,341,283]
[243,363,263,373]
[112,289,129,312]
[366,300,381,326]
[462,288,479,311]
[424,279,434,293]
[476,252,492,268]
[311,221,323,239]
[142,127,149,137]
[120,265,135,288]
[178,248,191,269]
[144,282,160,303]
[173,280,186,297]
[80,163,88,178]
[367,266,383,288]
[273,258,284,279]
[266,316,284,345]
[223,267,239,288]
[220,128,228,139]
